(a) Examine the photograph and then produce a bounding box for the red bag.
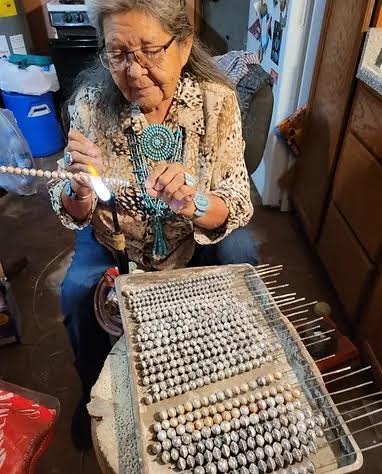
[0,385,58,474]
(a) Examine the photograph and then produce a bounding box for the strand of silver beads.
[149,375,325,473]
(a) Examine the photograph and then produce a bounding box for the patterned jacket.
[48,73,253,270]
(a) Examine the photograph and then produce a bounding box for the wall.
[199,0,250,54]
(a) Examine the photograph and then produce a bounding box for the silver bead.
[162,439,172,451]
[249,463,259,474]
[229,456,238,470]
[204,450,213,463]
[281,438,291,452]
[257,459,267,473]
[161,450,170,463]
[206,438,214,451]
[283,451,293,465]
[177,457,187,470]
[161,419,170,430]
[150,442,162,455]
[267,458,276,472]
[157,430,167,442]
[205,462,217,474]
[275,453,284,468]
[182,433,192,445]
[195,466,205,474]
[255,446,265,460]
[167,427,176,440]
[176,424,186,436]
[221,444,230,458]
[221,421,231,433]
[292,447,303,463]
[172,436,182,448]
[179,445,188,458]
[237,453,247,467]
[170,447,179,461]
[264,445,274,458]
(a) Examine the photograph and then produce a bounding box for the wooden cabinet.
[292,0,382,375]
[318,203,373,319]
[292,0,374,243]
[361,276,382,377]
[349,84,382,163]
[333,127,382,261]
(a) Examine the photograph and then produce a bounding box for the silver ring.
[184,172,196,188]
[63,151,74,167]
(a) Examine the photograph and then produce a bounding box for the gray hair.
[65,0,233,128]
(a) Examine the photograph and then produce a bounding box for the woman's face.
[103,10,192,112]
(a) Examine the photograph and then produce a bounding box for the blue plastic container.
[1,91,65,158]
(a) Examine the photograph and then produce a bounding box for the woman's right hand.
[65,129,104,195]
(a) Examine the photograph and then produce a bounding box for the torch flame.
[87,165,112,202]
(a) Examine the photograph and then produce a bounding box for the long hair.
[65,0,233,127]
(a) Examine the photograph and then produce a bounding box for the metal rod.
[262,280,278,286]
[304,336,332,348]
[290,366,352,382]
[328,420,382,444]
[325,366,372,385]
[261,309,309,324]
[324,406,382,432]
[300,328,336,342]
[311,381,374,401]
[262,297,306,309]
[282,301,319,313]
[294,317,324,329]
[315,354,336,364]
[341,398,382,417]
[336,391,382,407]
[267,284,290,291]
[316,441,382,470]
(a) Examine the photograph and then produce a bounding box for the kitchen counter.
[357,28,382,95]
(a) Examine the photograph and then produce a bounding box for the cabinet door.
[333,132,382,261]
[361,276,382,373]
[318,202,373,320]
[292,0,374,243]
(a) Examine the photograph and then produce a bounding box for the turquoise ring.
[184,172,196,188]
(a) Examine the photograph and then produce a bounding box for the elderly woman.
[49,0,256,448]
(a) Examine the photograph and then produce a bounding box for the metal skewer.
[324,406,382,432]
[336,390,382,407]
[327,419,382,444]
[300,328,336,342]
[316,441,382,471]
[310,381,374,401]
[340,398,382,417]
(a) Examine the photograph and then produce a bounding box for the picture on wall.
[271,20,283,65]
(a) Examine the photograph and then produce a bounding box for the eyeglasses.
[99,37,176,71]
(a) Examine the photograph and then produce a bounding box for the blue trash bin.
[1,91,65,158]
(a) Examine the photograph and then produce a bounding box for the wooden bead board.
[115,264,362,474]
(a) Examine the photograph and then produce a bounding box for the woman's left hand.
[146,162,196,218]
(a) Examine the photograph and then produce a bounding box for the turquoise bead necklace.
[127,124,184,258]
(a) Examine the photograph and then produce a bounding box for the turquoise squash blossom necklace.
[127,123,184,258]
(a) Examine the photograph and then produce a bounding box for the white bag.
[0,59,60,96]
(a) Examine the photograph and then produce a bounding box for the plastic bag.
[0,109,37,195]
[0,380,60,474]
[0,59,60,96]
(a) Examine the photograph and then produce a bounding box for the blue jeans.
[61,226,257,394]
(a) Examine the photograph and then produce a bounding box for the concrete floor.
[0,174,381,473]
